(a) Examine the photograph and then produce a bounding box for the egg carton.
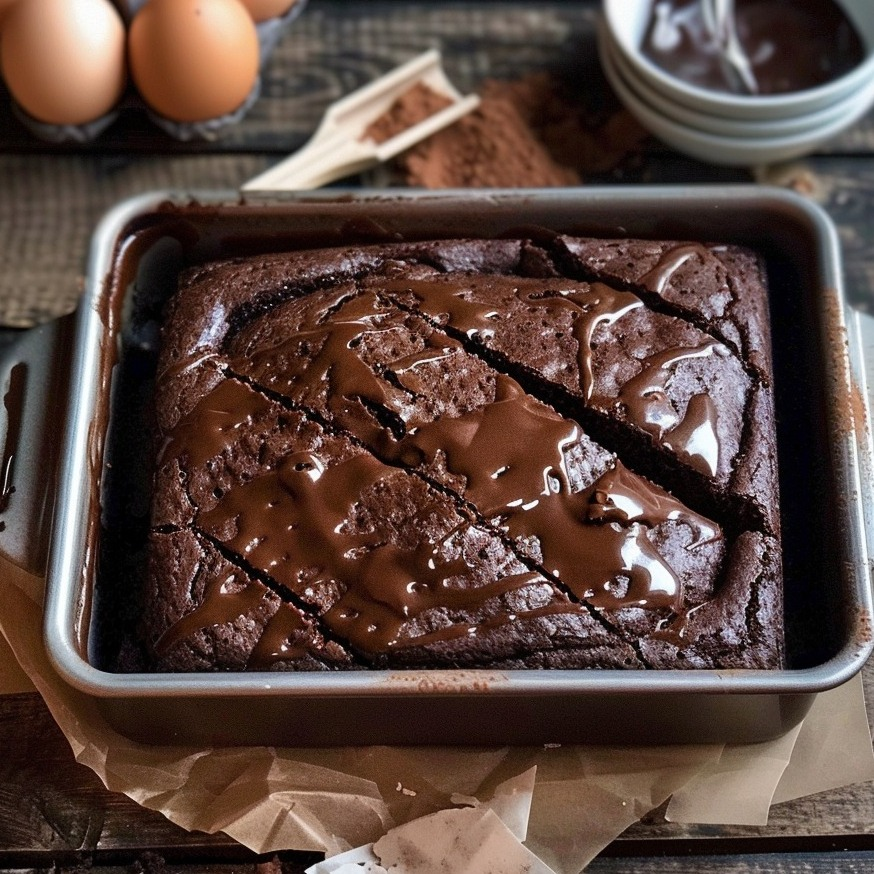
[11,0,308,144]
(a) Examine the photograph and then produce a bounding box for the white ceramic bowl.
[598,23,874,166]
[602,0,874,121]
[602,23,874,140]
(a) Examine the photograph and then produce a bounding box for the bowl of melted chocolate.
[600,0,874,163]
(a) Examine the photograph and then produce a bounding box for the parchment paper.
[0,554,872,874]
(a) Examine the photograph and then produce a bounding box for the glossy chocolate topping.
[638,243,707,294]
[397,374,716,611]
[187,403,707,655]
[155,564,287,657]
[642,0,865,95]
[248,603,318,667]
[240,292,420,448]
[390,275,724,480]
[160,281,722,658]
[143,235,783,672]
[157,377,274,469]
[196,446,580,655]
[618,343,723,476]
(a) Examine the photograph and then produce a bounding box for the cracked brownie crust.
[142,236,783,672]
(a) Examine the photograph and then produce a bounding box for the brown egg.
[129,0,260,123]
[237,0,299,22]
[0,0,126,126]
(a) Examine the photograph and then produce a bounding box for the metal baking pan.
[2,187,872,746]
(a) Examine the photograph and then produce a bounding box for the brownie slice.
[552,236,773,380]
[145,528,356,672]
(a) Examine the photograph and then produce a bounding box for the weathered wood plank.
[0,855,319,874]
[2,851,874,874]
[0,695,237,858]
[589,852,874,873]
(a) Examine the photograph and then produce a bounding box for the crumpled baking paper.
[0,554,872,874]
[305,769,554,874]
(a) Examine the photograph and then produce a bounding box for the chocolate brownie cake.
[143,236,783,672]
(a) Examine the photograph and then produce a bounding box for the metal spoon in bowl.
[701,0,759,94]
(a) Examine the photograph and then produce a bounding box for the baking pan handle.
[0,315,74,578]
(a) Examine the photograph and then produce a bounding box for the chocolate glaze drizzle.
[241,293,419,448]
[618,344,723,477]
[638,243,705,295]
[157,276,725,662]
[155,564,300,660]
[157,377,275,469]
[391,276,724,478]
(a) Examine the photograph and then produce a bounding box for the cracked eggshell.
[128,0,260,123]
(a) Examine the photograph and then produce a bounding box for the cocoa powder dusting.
[363,82,454,145]
[397,72,648,188]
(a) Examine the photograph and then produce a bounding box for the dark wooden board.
[588,854,874,873]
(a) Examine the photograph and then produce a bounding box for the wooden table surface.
[2,1,874,871]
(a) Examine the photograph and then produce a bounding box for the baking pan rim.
[40,186,874,707]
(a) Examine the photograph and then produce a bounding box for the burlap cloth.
[0,154,273,328]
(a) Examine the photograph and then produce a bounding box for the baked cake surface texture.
[142,235,783,673]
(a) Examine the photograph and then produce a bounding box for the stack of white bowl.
[599,0,874,166]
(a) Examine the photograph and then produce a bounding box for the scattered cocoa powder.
[363,82,454,145]
[397,72,648,188]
